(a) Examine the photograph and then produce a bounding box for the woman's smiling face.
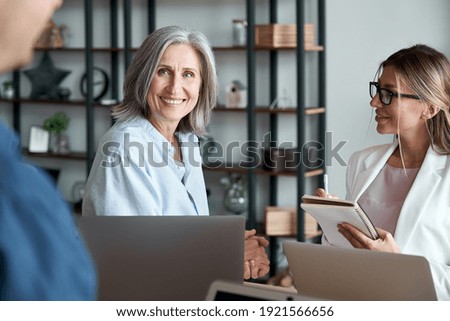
[147,44,202,129]
[370,65,427,136]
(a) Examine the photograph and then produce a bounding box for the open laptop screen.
[283,241,437,301]
[77,215,245,300]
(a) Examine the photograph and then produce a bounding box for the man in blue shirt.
[0,0,96,300]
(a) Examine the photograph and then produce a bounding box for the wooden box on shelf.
[255,23,324,50]
[255,24,296,48]
[303,23,324,51]
[265,206,318,236]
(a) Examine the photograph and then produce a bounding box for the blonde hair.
[112,26,217,135]
[378,44,450,154]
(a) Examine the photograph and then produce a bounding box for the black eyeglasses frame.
[369,81,421,105]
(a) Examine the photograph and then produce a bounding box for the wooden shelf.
[256,107,326,115]
[35,47,86,52]
[35,47,127,53]
[2,99,325,113]
[214,45,324,51]
[265,230,322,240]
[0,98,113,107]
[23,149,86,160]
[203,163,324,177]
[255,45,324,51]
[32,46,324,53]
[304,45,325,51]
[213,46,246,51]
[34,46,246,52]
[214,106,247,112]
[214,106,325,114]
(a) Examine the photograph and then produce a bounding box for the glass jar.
[232,19,247,47]
[52,132,70,154]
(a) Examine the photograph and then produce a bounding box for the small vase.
[52,132,70,154]
[222,173,248,215]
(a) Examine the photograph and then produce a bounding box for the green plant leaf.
[43,112,70,134]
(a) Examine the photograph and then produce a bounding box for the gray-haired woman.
[83,25,269,280]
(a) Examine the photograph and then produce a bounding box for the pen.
[323,174,329,195]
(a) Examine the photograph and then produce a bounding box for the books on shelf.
[300,195,379,248]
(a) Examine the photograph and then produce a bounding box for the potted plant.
[43,111,70,154]
[2,81,14,99]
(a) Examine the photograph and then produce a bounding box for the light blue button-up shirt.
[82,116,209,216]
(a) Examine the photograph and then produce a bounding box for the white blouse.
[358,163,419,235]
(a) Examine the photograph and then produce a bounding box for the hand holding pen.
[315,174,338,199]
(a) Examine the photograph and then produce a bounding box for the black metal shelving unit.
[85,0,123,171]
[296,0,326,244]
[246,0,257,230]
[1,0,326,273]
[0,0,122,179]
[84,0,95,174]
[145,0,326,274]
[261,0,325,274]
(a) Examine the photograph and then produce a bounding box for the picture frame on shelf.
[28,125,49,153]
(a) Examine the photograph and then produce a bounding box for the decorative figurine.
[23,52,71,100]
[225,80,247,108]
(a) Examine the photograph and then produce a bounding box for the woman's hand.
[338,223,400,253]
[243,229,270,279]
[315,188,338,199]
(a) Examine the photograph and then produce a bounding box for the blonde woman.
[319,44,450,299]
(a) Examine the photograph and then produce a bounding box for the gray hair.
[112,25,217,135]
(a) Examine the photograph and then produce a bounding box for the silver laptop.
[77,215,245,300]
[283,241,437,301]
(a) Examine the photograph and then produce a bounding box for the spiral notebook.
[300,195,379,248]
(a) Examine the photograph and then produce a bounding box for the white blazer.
[346,141,450,300]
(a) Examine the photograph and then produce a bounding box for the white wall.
[326,0,450,198]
